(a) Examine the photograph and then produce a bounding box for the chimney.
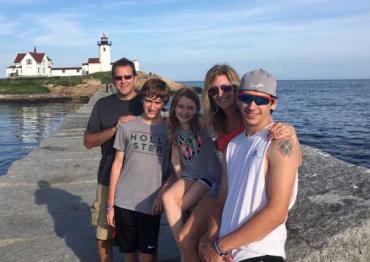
[33,46,36,53]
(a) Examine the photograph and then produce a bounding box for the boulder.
[286,145,370,261]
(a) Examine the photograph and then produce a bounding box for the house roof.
[88,58,100,64]
[14,53,26,63]
[29,52,45,63]
[14,52,47,63]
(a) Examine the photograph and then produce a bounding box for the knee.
[178,231,196,251]
[162,190,175,207]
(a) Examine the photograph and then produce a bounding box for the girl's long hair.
[169,87,201,145]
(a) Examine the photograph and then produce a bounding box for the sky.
[1,0,370,81]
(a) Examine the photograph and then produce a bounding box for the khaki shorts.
[91,184,112,240]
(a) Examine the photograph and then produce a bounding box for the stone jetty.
[0,87,369,261]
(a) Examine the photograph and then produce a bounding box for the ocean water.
[180,80,370,169]
[0,102,82,176]
[0,79,369,176]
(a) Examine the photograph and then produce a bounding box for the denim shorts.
[182,176,219,198]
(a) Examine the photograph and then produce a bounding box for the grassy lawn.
[0,72,112,95]
[0,79,49,94]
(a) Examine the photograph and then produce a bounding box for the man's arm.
[84,127,117,149]
[268,123,302,166]
[106,150,124,227]
[84,115,136,149]
[216,137,298,253]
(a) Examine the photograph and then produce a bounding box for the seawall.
[0,87,369,261]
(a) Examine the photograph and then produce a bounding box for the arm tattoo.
[277,139,293,157]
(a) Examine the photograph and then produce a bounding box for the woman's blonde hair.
[202,64,240,135]
[169,87,201,145]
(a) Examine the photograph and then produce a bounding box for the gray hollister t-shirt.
[176,128,222,188]
[113,116,170,215]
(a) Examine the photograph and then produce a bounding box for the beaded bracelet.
[214,239,228,257]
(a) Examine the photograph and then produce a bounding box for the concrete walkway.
[1,87,369,261]
[0,88,179,262]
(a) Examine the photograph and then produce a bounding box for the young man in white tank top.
[200,69,300,262]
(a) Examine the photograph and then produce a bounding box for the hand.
[199,235,224,262]
[116,115,136,129]
[151,193,163,215]
[106,207,115,227]
[268,122,296,140]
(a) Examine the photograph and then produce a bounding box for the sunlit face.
[113,65,136,99]
[208,74,236,111]
[142,96,164,120]
[237,90,276,128]
[175,96,197,128]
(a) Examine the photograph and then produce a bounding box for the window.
[103,47,106,51]
[26,59,32,65]
[38,68,40,73]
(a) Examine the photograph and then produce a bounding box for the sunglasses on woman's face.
[208,84,234,97]
[237,93,273,105]
[113,74,133,81]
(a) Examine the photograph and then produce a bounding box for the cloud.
[0,14,19,35]
[1,0,370,79]
[18,13,93,47]
[0,0,44,5]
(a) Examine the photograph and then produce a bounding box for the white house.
[51,67,82,77]
[6,34,140,78]
[6,47,53,77]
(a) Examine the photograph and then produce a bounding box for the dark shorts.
[114,206,161,254]
[182,176,219,198]
[182,176,213,188]
[240,255,284,262]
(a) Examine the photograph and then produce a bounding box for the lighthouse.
[97,33,112,72]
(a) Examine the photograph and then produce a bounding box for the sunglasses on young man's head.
[207,84,234,97]
[237,93,273,105]
[113,74,133,81]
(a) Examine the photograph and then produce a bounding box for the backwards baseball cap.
[240,69,277,98]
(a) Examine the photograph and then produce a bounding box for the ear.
[270,98,277,110]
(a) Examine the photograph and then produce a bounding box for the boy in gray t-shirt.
[106,79,173,261]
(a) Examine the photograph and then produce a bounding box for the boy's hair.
[201,64,240,135]
[169,87,201,144]
[111,57,137,78]
[139,78,170,104]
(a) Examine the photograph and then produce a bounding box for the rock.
[83,79,101,86]
[286,145,370,261]
[135,72,187,92]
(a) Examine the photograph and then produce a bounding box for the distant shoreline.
[0,94,89,103]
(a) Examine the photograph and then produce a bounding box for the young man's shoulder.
[126,116,143,127]
[268,137,298,164]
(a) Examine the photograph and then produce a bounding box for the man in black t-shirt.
[84,58,143,262]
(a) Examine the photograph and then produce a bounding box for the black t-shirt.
[85,94,143,185]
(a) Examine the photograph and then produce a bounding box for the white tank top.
[219,126,298,261]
